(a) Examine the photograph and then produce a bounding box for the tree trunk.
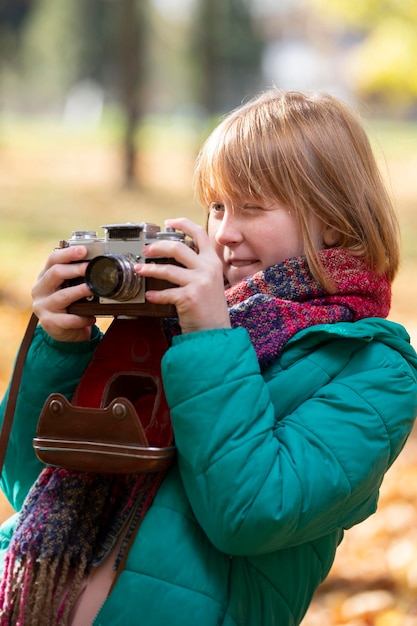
[120,0,144,187]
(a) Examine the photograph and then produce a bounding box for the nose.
[214,209,243,247]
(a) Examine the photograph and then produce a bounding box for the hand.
[32,245,96,342]
[135,218,231,334]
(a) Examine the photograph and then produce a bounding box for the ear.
[323,226,339,247]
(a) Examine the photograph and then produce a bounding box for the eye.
[209,202,225,215]
[241,203,264,212]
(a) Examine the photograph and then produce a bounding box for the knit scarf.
[225,248,391,369]
[0,468,165,626]
[0,248,391,625]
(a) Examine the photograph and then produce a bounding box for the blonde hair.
[194,89,400,288]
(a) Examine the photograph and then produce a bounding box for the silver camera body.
[61,222,185,317]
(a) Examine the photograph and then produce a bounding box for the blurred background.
[0,1,416,623]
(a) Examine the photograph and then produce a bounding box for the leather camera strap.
[0,314,176,478]
[0,312,39,478]
[34,316,175,474]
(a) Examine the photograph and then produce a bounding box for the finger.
[38,246,88,277]
[142,240,199,270]
[144,287,181,307]
[143,222,213,269]
[38,310,96,343]
[135,261,190,287]
[164,218,209,250]
[32,285,96,341]
[33,278,92,323]
[33,261,89,300]
[50,282,92,311]
[40,310,96,331]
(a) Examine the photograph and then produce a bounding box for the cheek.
[207,215,218,242]
[263,225,302,265]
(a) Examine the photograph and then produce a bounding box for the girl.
[0,90,416,625]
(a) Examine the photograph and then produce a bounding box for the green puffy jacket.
[0,318,416,625]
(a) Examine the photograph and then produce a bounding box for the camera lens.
[85,254,142,301]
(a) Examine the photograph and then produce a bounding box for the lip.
[227,259,258,268]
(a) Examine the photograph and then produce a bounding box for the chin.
[227,273,252,288]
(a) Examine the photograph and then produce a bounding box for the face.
[207,198,323,287]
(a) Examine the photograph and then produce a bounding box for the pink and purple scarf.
[226,248,390,369]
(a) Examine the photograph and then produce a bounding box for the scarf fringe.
[0,469,166,625]
[0,551,89,626]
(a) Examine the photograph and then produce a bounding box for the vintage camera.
[60,222,186,317]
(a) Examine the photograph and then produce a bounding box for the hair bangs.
[195,112,288,209]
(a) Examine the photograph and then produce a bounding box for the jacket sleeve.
[0,324,101,510]
[161,327,417,556]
